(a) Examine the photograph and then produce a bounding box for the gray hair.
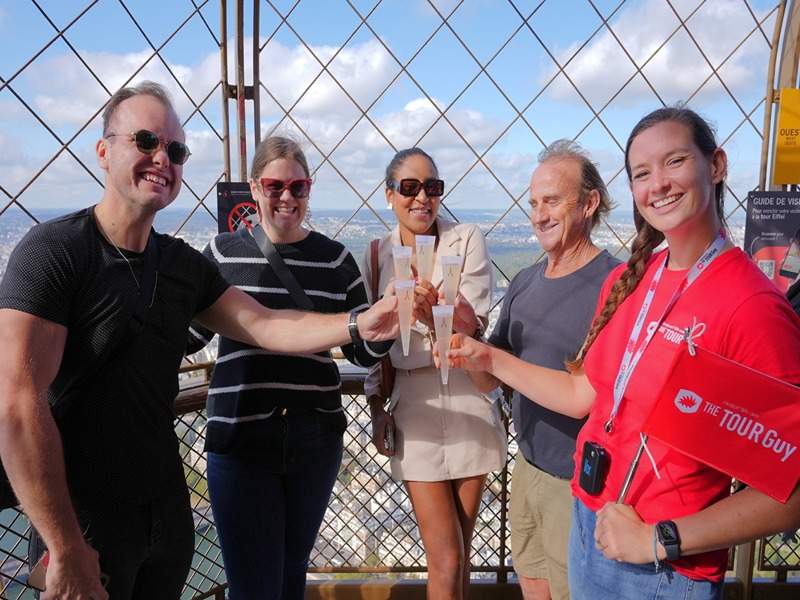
[102,81,177,135]
[537,139,612,228]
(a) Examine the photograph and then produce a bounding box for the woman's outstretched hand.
[594,502,655,564]
[412,277,438,330]
[432,332,494,373]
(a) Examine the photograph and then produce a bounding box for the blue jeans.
[568,499,723,600]
[207,409,345,600]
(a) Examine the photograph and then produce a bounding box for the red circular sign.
[227,201,258,233]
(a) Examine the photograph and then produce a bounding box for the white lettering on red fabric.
[718,409,797,463]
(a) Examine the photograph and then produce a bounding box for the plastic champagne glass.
[415,235,436,282]
[432,305,454,385]
[392,246,413,280]
[440,255,461,305]
[395,279,415,356]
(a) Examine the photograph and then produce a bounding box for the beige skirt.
[387,366,507,482]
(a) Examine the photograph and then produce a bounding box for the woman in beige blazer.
[362,148,507,600]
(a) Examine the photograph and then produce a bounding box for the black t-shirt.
[0,207,228,505]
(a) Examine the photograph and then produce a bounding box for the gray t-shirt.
[488,250,620,478]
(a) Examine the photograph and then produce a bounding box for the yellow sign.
[775,88,800,185]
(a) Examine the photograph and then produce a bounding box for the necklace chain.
[110,241,140,289]
[98,219,141,289]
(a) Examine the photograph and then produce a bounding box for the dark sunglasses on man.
[258,178,312,199]
[105,129,192,165]
[388,178,445,198]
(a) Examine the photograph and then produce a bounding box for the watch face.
[657,521,679,545]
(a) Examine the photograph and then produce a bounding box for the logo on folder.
[673,389,703,414]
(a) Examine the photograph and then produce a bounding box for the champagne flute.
[432,305,454,385]
[394,279,415,356]
[440,255,461,305]
[392,246,412,279]
[415,235,436,282]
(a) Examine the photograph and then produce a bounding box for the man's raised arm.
[0,308,107,600]
[195,286,398,354]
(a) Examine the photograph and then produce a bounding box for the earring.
[387,201,392,209]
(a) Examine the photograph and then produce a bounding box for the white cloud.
[547,0,769,107]
[0,9,766,212]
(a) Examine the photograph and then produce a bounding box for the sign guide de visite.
[745,191,800,293]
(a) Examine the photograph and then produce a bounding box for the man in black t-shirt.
[0,82,398,600]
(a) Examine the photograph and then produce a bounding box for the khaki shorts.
[509,455,573,600]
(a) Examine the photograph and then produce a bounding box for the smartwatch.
[655,520,682,560]
[348,309,362,345]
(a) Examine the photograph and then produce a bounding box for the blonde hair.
[250,136,310,180]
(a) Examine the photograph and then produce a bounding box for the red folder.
[643,345,800,503]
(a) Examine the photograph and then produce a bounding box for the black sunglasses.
[388,178,445,197]
[106,129,192,165]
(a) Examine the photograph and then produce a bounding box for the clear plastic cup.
[415,235,436,282]
[432,304,454,385]
[440,255,461,305]
[394,279,415,356]
[392,246,413,280]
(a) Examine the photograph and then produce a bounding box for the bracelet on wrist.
[652,526,660,571]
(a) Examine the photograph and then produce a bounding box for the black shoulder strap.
[252,224,315,311]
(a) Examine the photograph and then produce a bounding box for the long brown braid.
[567,105,724,372]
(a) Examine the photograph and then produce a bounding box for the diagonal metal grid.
[0,0,798,597]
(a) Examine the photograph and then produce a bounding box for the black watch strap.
[656,520,681,561]
[348,310,362,345]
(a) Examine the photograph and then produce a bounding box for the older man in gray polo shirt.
[466,140,619,600]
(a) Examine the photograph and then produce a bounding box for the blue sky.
[0,0,782,236]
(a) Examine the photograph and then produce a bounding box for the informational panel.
[217,182,258,234]
[774,87,800,185]
[744,191,800,292]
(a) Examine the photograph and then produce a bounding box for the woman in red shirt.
[444,107,800,599]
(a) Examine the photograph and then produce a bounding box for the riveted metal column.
[759,1,786,191]
[235,0,247,181]
[220,0,231,182]
[253,0,261,148]
[764,0,800,191]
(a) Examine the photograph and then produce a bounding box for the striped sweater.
[189,228,391,454]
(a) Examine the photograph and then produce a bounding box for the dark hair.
[385,147,438,187]
[250,136,310,180]
[624,107,725,223]
[102,81,177,136]
[570,106,725,370]
[537,139,612,229]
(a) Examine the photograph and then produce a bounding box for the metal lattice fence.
[1,0,798,597]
